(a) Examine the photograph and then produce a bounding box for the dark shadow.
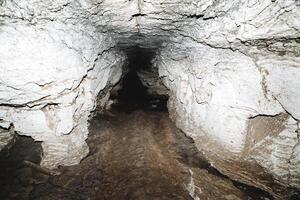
[115,70,148,108]
[112,46,168,112]
[0,135,43,200]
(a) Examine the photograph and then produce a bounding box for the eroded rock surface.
[0,1,126,168]
[0,110,274,200]
[0,0,299,198]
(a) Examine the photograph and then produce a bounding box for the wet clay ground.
[0,109,273,200]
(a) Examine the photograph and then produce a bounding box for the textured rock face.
[0,0,126,168]
[151,0,300,196]
[0,0,299,197]
[157,41,300,197]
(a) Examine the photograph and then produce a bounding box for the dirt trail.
[0,110,271,200]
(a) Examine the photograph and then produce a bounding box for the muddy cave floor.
[0,102,278,200]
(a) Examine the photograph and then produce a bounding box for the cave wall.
[155,41,300,194]
[151,0,300,195]
[0,0,299,197]
[0,0,126,168]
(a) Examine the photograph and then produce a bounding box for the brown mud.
[0,108,275,200]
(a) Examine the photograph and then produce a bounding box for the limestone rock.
[0,0,299,197]
[0,3,126,168]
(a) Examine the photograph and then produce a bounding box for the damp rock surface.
[0,110,275,200]
[0,0,299,197]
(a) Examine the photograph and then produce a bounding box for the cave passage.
[113,47,168,112]
[0,46,275,200]
[0,111,274,200]
[115,70,148,109]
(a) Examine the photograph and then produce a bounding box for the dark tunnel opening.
[0,47,287,200]
[115,71,148,107]
[112,46,168,112]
